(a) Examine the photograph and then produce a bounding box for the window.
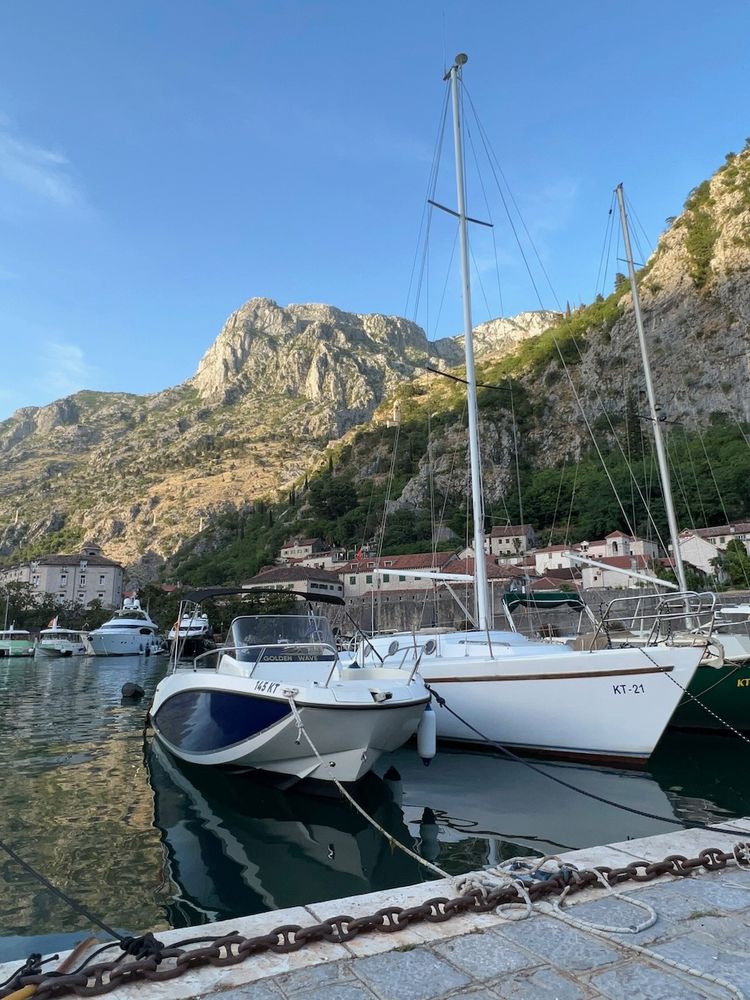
[349,575,356,584]
[78,592,85,601]
[80,575,87,585]
[366,574,372,584]
[383,574,390,582]
[399,575,406,582]
[97,592,105,600]
[99,574,105,586]
[60,574,68,585]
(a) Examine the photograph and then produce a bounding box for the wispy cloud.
[0,120,82,208]
[36,341,96,397]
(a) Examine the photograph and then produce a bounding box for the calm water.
[0,654,748,962]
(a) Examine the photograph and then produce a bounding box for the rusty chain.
[3,842,748,1000]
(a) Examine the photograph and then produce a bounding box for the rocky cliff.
[0,298,548,571]
[1,144,749,576]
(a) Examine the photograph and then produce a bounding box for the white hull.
[151,668,428,783]
[423,647,699,763]
[85,632,160,656]
[36,641,87,657]
[361,631,702,764]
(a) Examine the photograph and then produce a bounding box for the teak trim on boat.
[426,665,674,683]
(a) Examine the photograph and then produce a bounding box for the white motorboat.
[150,588,431,784]
[168,610,215,659]
[85,597,162,656]
[36,627,87,657]
[354,56,702,767]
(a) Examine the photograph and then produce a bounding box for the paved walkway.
[213,866,750,999]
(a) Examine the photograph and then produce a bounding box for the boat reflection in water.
[146,740,428,928]
[147,732,749,932]
[381,745,684,863]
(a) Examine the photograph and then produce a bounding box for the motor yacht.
[85,597,161,656]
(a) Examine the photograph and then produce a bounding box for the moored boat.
[0,625,35,658]
[353,56,702,768]
[150,588,431,784]
[35,627,87,657]
[85,597,162,656]
[168,610,215,659]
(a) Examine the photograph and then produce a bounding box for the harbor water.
[0,653,748,963]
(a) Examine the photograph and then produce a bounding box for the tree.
[307,476,358,520]
[723,539,750,588]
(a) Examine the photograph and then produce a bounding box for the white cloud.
[36,341,96,397]
[0,121,82,208]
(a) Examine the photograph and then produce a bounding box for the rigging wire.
[595,194,617,297]
[462,84,563,312]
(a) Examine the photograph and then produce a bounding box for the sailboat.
[355,55,703,767]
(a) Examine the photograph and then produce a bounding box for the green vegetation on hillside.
[165,412,750,587]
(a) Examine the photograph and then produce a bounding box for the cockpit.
[228,614,336,664]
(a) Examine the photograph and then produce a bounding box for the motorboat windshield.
[228,614,335,663]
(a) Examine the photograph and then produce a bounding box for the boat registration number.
[612,683,645,695]
[252,680,280,694]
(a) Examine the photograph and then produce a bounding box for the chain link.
[3,842,746,1000]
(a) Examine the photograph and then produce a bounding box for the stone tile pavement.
[207,870,750,1000]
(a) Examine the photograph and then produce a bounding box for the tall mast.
[448,53,491,629]
[615,184,689,593]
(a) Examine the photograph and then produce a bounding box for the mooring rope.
[286,697,450,879]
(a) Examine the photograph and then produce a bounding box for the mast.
[615,184,689,594]
[448,53,491,630]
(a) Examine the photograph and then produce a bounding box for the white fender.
[417,703,437,765]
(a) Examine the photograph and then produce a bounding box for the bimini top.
[503,590,586,613]
[183,586,345,607]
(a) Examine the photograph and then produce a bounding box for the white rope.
[462,856,744,1000]
[286,698,450,879]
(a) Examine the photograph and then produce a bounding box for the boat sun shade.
[183,586,345,606]
[503,590,585,613]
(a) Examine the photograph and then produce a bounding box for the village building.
[338,552,457,599]
[278,537,328,561]
[242,565,344,600]
[580,554,652,590]
[683,522,750,556]
[484,524,537,563]
[296,548,349,571]
[0,542,124,608]
[676,531,723,577]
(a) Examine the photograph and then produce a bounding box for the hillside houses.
[272,518,747,600]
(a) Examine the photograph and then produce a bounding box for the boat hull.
[670,660,750,731]
[0,641,35,658]
[150,671,428,783]
[85,632,160,656]
[416,645,702,766]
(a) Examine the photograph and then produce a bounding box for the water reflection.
[0,653,748,965]
[147,741,428,927]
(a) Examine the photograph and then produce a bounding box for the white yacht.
[85,598,161,656]
[355,56,703,767]
[168,611,214,659]
[36,627,87,657]
[150,589,431,784]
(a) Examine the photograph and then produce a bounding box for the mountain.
[1,143,749,580]
[0,298,548,574]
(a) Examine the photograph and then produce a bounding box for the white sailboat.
[356,55,702,766]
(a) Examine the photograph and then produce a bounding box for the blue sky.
[0,0,748,418]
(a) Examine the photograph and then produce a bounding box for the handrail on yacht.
[590,591,718,647]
